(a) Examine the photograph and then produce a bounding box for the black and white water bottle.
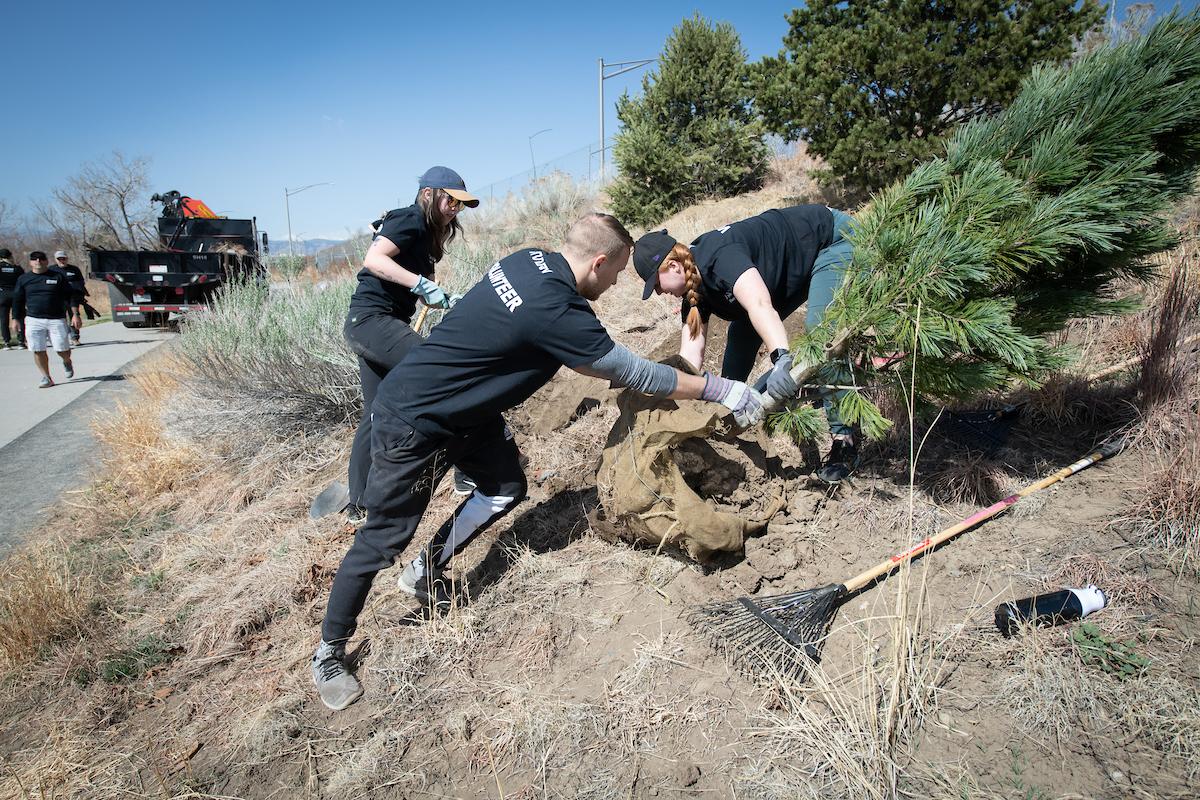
[995,585,1108,637]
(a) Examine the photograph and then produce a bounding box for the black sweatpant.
[343,311,421,508]
[0,292,21,345]
[321,411,527,642]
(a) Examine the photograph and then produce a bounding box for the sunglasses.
[443,195,463,211]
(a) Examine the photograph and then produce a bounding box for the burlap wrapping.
[593,359,784,562]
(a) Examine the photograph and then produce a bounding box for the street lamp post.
[284,182,333,260]
[597,57,655,182]
[528,128,552,180]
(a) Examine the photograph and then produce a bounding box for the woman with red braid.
[633,204,858,483]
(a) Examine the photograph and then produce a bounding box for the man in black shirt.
[12,251,78,387]
[0,248,24,348]
[54,250,88,344]
[312,213,767,710]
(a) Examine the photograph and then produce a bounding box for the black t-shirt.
[682,204,836,325]
[0,261,23,292]
[13,269,74,319]
[349,204,437,322]
[375,248,616,437]
[57,263,88,299]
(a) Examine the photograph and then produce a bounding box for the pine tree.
[609,14,768,227]
[754,0,1104,196]
[786,12,1200,440]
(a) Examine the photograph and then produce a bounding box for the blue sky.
[2,1,1194,242]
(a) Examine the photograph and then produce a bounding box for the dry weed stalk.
[1138,246,1200,409]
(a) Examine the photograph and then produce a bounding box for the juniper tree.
[781,12,1200,441]
[754,0,1104,197]
[609,14,767,227]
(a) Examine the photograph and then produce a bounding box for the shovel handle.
[413,305,430,333]
[841,438,1126,593]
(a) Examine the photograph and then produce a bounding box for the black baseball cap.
[418,166,480,208]
[633,230,677,300]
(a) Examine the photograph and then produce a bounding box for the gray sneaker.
[38,376,54,389]
[312,640,363,710]
[64,363,75,379]
[397,559,440,603]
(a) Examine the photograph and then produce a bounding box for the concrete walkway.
[0,322,174,551]
[0,322,174,449]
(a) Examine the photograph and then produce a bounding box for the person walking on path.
[634,204,859,484]
[337,166,479,522]
[312,213,766,710]
[11,251,78,387]
[53,250,88,345]
[0,248,25,348]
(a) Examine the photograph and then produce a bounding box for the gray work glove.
[411,276,451,309]
[447,293,464,308]
[752,348,798,402]
[701,372,766,427]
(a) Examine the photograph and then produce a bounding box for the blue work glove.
[411,276,451,309]
[701,372,766,427]
[752,348,799,402]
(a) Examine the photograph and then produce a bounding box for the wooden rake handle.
[841,438,1126,594]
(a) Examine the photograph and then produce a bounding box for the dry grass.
[1042,552,1167,609]
[1125,420,1200,571]
[998,625,1200,780]
[735,562,959,800]
[926,452,1016,506]
[1137,246,1200,408]
[90,362,201,509]
[3,175,1199,800]
[0,542,92,668]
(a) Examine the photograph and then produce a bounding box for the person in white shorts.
[11,251,78,388]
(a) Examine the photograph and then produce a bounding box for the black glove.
[83,302,101,320]
[752,348,798,402]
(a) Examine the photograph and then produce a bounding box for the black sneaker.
[453,469,477,496]
[817,439,858,485]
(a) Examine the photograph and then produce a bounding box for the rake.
[689,437,1126,681]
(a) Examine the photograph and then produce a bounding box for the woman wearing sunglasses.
[337,167,479,520]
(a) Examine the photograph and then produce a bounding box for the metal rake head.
[688,583,846,682]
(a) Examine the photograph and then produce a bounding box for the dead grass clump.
[90,361,201,508]
[0,542,92,668]
[926,452,1015,506]
[1125,427,1200,570]
[1015,372,1130,431]
[1043,553,1166,609]
[1138,248,1200,409]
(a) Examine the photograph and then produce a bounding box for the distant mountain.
[268,237,343,257]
